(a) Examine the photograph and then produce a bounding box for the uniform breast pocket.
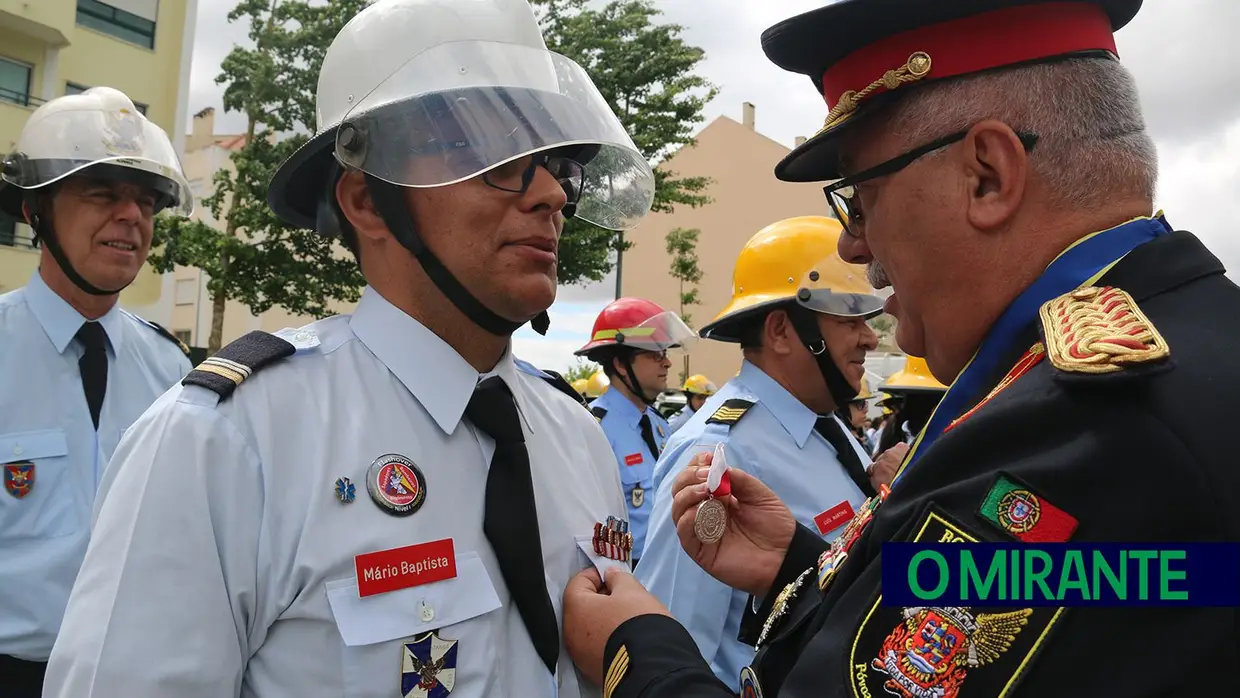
[327,552,503,698]
[618,454,653,509]
[0,429,78,540]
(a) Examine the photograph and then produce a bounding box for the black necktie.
[638,413,661,459]
[465,376,559,675]
[76,321,108,430]
[815,415,877,498]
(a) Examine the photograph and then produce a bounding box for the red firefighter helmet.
[575,297,697,356]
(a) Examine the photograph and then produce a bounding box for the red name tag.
[815,501,855,535]
[624,453,643,466]
[355,539,457,598]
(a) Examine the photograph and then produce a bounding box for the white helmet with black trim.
[0,86,193,295]
[266,0,656,336]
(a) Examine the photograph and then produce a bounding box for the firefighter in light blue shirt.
[0,87,194,696]
[667,374,718,435]
[638,215,897,691]
[576,297,696,563]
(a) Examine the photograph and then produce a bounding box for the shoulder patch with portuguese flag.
[976,473,1078,543]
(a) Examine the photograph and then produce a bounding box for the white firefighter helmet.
[267,0,655,233]
[0,86,192,219]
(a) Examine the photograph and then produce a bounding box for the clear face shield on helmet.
[793,252,885,319]
[2,99,193,217]
[601,311,699,356]
[332,40,655,231]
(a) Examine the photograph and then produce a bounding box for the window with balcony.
[0,57,33,107]
[76,0,158,50]
[66,82,148,115]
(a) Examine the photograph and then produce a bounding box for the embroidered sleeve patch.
[1039,286,1169,374]
[848,506,1065,698]
[604,644,629,698]
[977,473,1078,543]
[705,398,755,426]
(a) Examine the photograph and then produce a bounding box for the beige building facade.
[0,0,198,322]
[619,103,899,387]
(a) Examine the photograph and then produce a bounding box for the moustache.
[867,261,890,289]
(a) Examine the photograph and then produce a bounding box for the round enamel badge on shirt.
[366,453,427,517]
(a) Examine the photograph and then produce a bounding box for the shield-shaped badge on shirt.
[4,462,34,499]
[402,631,458,697]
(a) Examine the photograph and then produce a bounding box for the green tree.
[564,359,601,384]
[531,0,719,290]
[149,0,368,353]
[665,226,703,381]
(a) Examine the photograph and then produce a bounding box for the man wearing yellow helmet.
[584,370,610,400]
[667,374,718,434]
[571,378,589,401]
[631,215,896,690]
[874,355,947,455]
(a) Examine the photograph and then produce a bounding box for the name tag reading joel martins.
[882,542,1240,607]
[355,538,458,597]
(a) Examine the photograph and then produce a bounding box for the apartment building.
[0,0,197,320]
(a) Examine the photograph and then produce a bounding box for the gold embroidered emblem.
[820,52,933,132]
[1039,286,1169,374]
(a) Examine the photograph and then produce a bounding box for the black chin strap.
[26,198,125,297]
[787,305,860,408]
[616,350,655,406]
[363,174,550,337]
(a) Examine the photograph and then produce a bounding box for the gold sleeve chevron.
[603,644,629,698]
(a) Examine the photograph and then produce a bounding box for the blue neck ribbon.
[894,214,1172,484]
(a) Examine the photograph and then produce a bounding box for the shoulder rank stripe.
[706,398,755,426]
[604,644,629,698]
[182,330,296,400]
[1039,286,1169,374]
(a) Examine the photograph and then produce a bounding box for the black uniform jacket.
[601,230,1240,698]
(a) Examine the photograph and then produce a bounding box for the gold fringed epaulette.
[706,398,755,426]
[181,330,296,401]
[1039,286,1171,376]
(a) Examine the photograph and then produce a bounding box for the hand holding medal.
[671,446,798,597]
[693,443,732,545]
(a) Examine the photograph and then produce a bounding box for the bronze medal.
[694,497,727,544]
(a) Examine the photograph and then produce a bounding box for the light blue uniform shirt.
[590,387,670,560]
[638,360,872,690]
[0,271,190,660]
[666,405,694,434]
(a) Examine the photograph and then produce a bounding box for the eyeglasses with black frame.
[481,151,585,206]
[824,130,1039,238]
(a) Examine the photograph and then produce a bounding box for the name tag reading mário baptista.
[355,539,457,597]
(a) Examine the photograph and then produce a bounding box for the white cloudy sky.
[186,0,1240,373]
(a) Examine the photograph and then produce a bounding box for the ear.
[609,355,627,380]
[961,120,1029,232]
[764,309,797,356]
[335,170,388,243]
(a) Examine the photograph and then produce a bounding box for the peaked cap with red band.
[759,0,1144,182]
